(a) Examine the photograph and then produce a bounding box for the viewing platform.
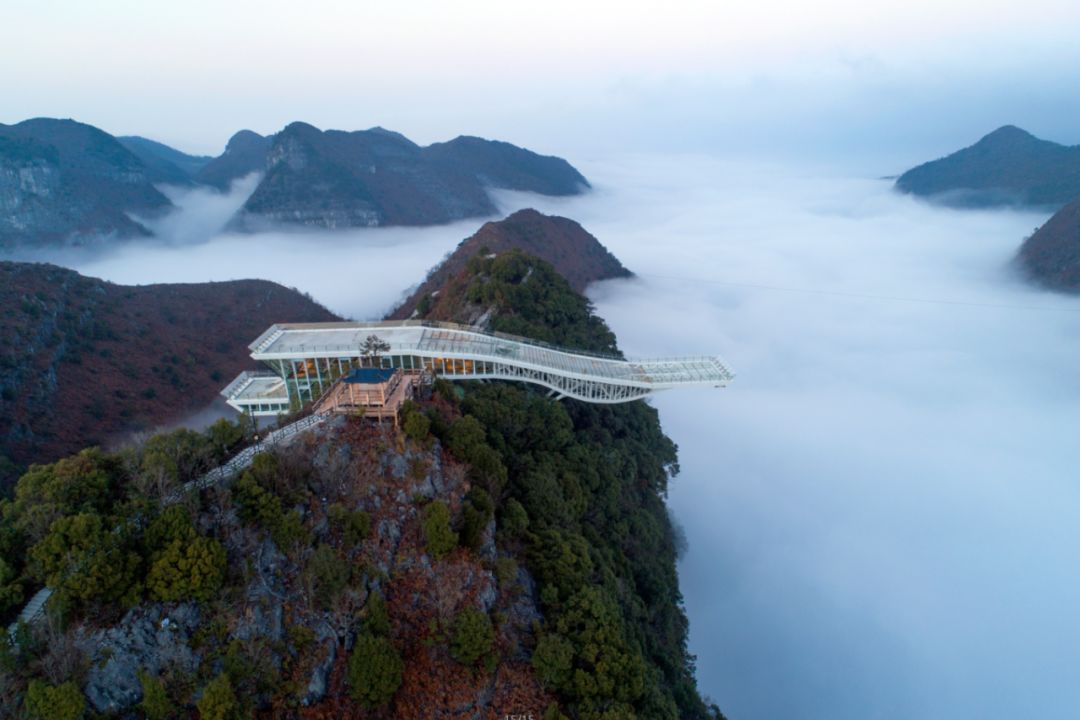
[223,320,733,415]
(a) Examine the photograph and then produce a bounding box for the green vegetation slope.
[895,125,1080,208]
[0,250,722,720]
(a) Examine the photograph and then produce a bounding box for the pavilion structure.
[222,320,734,417]
[311,367,416,424]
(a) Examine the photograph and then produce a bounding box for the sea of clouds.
[22,155,1080,719]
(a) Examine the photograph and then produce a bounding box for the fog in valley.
[18,154,1080,719]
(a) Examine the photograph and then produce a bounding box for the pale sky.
[4,0,1080,166]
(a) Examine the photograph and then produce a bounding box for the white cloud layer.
[17,154,1080,719]
[526,158,1080,720]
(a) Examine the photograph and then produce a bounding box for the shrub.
[364,590,391,636]
[24,680,85,720]
[421,501,457,559]
[346,634,403,709]
[402,410,431,443]
[310,543,350,608]
[459,486,494,551]
[450,606,495,667]
[494,557,518,588]
[272,509,309,549]
[329,503,371,547]
[197,673,240,720]
[232,474,308,550]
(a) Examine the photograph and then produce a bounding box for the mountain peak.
[389,209,630,320]
[979,125,1038,146]
[895,126,1080,208]
[224,129,268,152]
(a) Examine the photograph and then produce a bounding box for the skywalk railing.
[256,338,731,378]
[167,413,327,502]
[256,319,629,362]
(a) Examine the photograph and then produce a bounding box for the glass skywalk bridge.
[223,320,734,415]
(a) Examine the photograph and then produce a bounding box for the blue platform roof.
[343,367,397,384]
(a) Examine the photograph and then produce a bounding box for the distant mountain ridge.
[896,125,1080,208]
[0,118,590,247]
[235,121,589,229]
[0,118,172,248]
[390,208,631,320]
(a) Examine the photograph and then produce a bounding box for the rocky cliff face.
[236,122,589,230]
[0,118,591,246]
[1016,196,1080,292]
[896,125,1080,209]
[391,208,632,320]
[0,262,339,491]
[0,119,172,248]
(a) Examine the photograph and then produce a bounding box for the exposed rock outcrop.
[0,118,172,247]
[79,603,201,714]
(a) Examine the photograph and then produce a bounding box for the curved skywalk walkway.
[242,320,734,404]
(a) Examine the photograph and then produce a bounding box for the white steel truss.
[225,320,733,410]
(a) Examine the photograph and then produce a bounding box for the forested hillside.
[0,250,722,719]
[0,262,338,494]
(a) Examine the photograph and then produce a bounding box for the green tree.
[360,334,391,365]
[142,429,215,484]
[346,634,403,709]
[232,472,278,527]
[363,590,391,636]
[138,670,174,720]
[459,486,494,551]
[10,448,117,542]
[146,536,226,602]
[24,680,86,720]
[421,500,457,559]
[450,606,495,667]
[145,505,196,552]
[499,498,530,541]
[0,555,24,615]
[552,587,647,712]
[196,673,240,720]
[205,418,244,462]
[532,632,575,690]
[446,415,486,459]
[30,512,141,606]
